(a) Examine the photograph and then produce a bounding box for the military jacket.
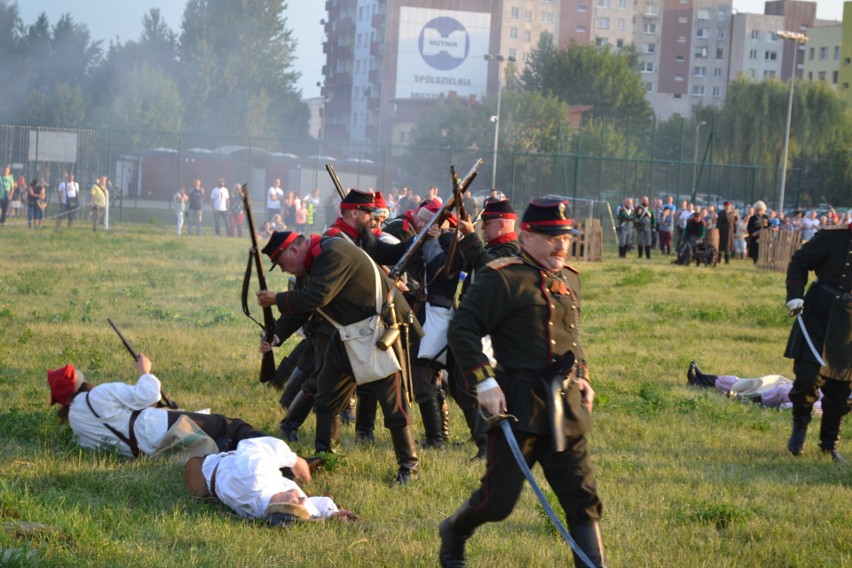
[458,232,521,272]
[784,224,852,380]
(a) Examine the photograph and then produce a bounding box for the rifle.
[325,164,347,200]
[389,159,483,281]
[239,184,278,383]
[440,165,468,278]
[106,318,179,409]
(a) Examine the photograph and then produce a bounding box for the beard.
[359,224,378,254]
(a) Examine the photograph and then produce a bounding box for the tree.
[521,34,653,127]
[178,0,307,140]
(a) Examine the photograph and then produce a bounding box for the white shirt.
[65,181,79,199]
[211,186,229,211]
[267,186,284,209]
[67,374,168,457]
[678,209,693,228]
[201,437,339,520]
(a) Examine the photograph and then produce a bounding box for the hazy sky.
[17,0,845,100]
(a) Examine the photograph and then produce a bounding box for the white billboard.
[396,7,491,100]
[28,131,78,163]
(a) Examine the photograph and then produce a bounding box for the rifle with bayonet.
[239,184,278,384]
[106,318,179,409]
[325,163,347,200]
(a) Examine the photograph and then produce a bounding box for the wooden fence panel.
[568,219,603,262]
[756,229,802,272]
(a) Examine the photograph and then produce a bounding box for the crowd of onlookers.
[616,195,852,263]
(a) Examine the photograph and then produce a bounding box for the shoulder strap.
[84,392,142,458]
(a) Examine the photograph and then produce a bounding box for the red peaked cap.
[419,199,457,227]
[47,364,80,406]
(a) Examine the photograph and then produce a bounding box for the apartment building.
[802,24,842,91]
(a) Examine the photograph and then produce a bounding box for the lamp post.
[690,120,706,204]
[485,54,515,192]
[776,30,808,214]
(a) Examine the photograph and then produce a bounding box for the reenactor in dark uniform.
[439,199,606,568]
[616,197,635,258]
[634,196,656,259]
[715,201,739,264]
[452,198,521,458]
[784,220,852,462]
[746,200,769,264]
[258,230,421,484]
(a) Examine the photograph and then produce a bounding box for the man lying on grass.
[48,353,265,459]
[184,436,357,526]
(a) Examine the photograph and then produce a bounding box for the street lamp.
[690,120,706,203]
[485,54,515,192]
[776,30,808,214]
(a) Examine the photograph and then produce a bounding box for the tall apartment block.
[836,1,852,104]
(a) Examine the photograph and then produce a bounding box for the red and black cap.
[520,198,579,235]
[481,199,516,221]
[340,189,375,212]
[373,191,389,217]
[420,198,457,227]
[262,231,298,271]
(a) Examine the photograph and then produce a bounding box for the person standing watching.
[29,177,46,229]
[716,201,738,264]
[173,185,188,236]
[187,179,205,236]
[210,178,229,236]
[0,165,13,226]
[91,177,107,232]
[746,201,769,264]
[62,174,80,228]
[784,219,852,463]
[440,198,606,568]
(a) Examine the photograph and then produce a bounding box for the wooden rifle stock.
[390,159,483,281]
[325,164,347,200]
[440,165,468,278]
[106,318,179,409]
[240,184,278,383]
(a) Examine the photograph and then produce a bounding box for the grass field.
[1,221,850,567]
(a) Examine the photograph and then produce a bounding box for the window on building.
[716,48,723,59]
[808,47,814,60]
[713,67,722,77]
[644,23,656,34]
[692,85,705,96]
[645,4,658,15]
[697,9,710,19]
[510,27,519,38]
[717,9,726,20]
[833,71,839,84]
[619,0,627,7]
[695,47,708,59]
[526,11,533,21]
[678,16,687,23]
[675,74,684,81]
[509,48,517,59]
[640,61,654,72]
[617,38,624,47]
[678,36,687,43]
[694,66,706,76]
[578,4,588,12]
[542,12,554,23]
[818,71,826,81]
[763,70,776,78]
[525,30,532,42]
[750,30,759,40]
[846,58,852,66]
[696,28,709,38]
[644,81,653,91]
[597,17,610,29]
[843,83,849,90]
[643,42,656,53]
[712,86,721,97]
[524,51,531,62]
[576,25,586,33]
[807,71,813,80]
[835,46,841,60]
[595,37,610,47]
[819,47,827,60]
[765,51,777,61]
[674,93,682,99]
[511,7,520,18]
[767,31,777,41]
[676,55,685,62]
[598,0,611,6]
[717,29,725,39]
[618,18,625,29]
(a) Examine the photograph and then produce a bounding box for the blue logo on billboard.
[418,17,469,71]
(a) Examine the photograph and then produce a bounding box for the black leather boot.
[818,412,847,463]
[277,390,313,442]
[439,502,482,568]
[788,414,811,456]
[569,522,607,568]
[687,361,716,388]
[462,406,487,460]
[618,246,625,258]
[315,413,340,454]
[645,246,651,259]
[355,392,378,444]
[389,426,419,485]
[637,247,643,258]
[419,399,446,449]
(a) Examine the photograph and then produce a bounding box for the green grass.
[1,224,851,567]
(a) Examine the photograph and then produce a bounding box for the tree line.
[0,0,308,144]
